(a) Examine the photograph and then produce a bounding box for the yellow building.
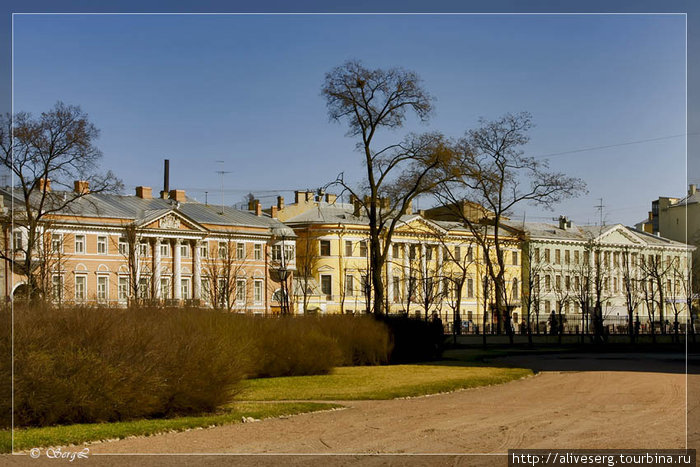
[273,191,522,331]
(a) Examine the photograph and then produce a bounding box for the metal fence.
[441,315,696,336]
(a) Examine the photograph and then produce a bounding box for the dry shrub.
[2,305,252,428]
[0,306,392,428]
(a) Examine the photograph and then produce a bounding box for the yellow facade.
[276,192,522,331]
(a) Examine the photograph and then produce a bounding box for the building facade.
[509,217,694,332]
[273,191,522,331]
[1,182,294,312]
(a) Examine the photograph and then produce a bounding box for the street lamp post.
[278,233,290,315]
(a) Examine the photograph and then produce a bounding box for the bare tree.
[114,224,151,306]
[203,236,251,312]
[0,102,122,299]
[322,61,454,315]
[669,256,691,344]
[521,241,544,345]
[621,247,643,344]
[639,251,673,336]
[435,112,586,343]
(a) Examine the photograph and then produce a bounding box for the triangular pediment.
[596,225,644,246]
[138,209,206,233]
[395,216,447,235]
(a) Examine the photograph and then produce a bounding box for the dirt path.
[82,353,688,455]
[7,353,693,467]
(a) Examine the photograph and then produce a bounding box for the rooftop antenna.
[215,161,231,215]
[595,198,605,226]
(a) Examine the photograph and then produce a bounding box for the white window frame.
[97,235,108,255]
[12,231,23,251]
[75,235,85,254]
[181,244,189,258]
[236,242,245,260]
[118,237,127,256]
[52,274,64,302]
[160,277,171,299]
[181,277,191,300]
[118,276,129,302]
[254,279,263,304]
[236,278,246,304]
[200,242,209,258]
[75,275,87,301]
[51,234,63,253]
[254,243,262,260]
[160,243,170,257]
[218,241,228,259]
[97,275,109,303]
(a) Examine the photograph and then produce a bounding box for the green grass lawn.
[0,402,340,454]
[236,362,533,401]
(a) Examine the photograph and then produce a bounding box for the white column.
[421,243,427,278]
[403,244,409,299]
[153,237,162,300]
[193,239,202,301]
[387,242,394,308]
[173,238,182,301]
[437,244,444,297]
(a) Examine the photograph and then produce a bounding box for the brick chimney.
[558,215,572,230]
[255,200,262,216]
[136,186,152,199]
[689,184,697,196]
[277,196,284,210]
[325,193,337,204]
[271,205,278,218]
[38,178,51,192]
[168,189,186,202]
[74,180,90,194]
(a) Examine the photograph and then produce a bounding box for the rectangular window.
[181,244,189,258]
[138,277,149,299]
[218,242,228,259]
[254,280,263,303]
[613,277,618,294]
[454,246,461,261]
[181,278,190,300]
[564,250,570,265]
[345,275,354,297]
[512,251,518,266]
[236,242,245,259]
[52,234,62,253]
[284,245,295,262]
[359,241,368,258]
[236,279,246,303]
[544,249,551,263]
[584,251,590,265]
[545,275,551,292]
[555,275,561,291]
[534,248,540,261]
[345,240,353,257]
[75,235,85,253]
[393,276,401,302]
[321,274,332,297]
[614,252,620,267]
[97,236,107,254]
[75,275,86,301]
[555,249,561,264]
[426,246,433,261]
[97,276,108,302]
[565,275,571,291]
[272,244,281,261]
[138,242,148,257]
[217,278,228,306]
[574,250,580,265]
[392,243,401,259]
[160,277,171,299]
[200,242,209,258]
[118,237,127,255]
[202,278,211,302]
[467,246,474,262]
[52,275,63,302]
[161,243,170,257]
[13,231,23,250]
[467,278,474,298]
[574,276,580,290]
[409,245,417,260]
[320,240,331,256]
[118,277,128,302]
[254,244,262,260]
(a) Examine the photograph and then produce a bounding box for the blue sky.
[12,13,687,225]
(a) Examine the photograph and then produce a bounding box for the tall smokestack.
[161,159,170,199]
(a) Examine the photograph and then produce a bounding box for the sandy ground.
[6,353,697,467]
